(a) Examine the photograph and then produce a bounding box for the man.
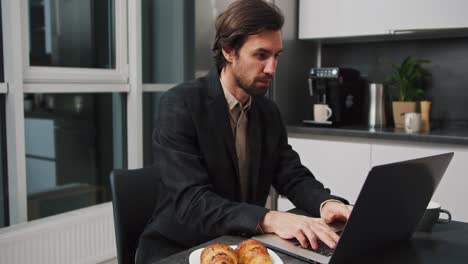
[137,0,352,263]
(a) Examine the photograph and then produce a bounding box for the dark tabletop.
[155,221,468,264]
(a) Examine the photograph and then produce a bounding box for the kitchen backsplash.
[322,36,468,128]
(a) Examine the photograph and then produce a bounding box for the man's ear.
[222,48,235,63]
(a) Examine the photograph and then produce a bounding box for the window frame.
[21,0,129,84]
[0,92,8,227]
[2,0,143,226]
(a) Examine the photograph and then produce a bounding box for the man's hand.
[320,201,353,224]
[260,211,340,250]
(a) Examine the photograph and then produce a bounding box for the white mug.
[404,112,421,133]
[314,104,333,122]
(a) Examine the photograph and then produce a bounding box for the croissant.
[236,239,272,264]
[200,243,238,264]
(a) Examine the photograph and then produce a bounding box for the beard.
[233,72,273,97]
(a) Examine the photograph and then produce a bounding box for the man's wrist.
[259,210,275,234]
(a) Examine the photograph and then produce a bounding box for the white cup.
[404,112,421,133]
[314,104,333,122]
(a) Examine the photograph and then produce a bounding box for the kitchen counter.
[287,125,468,146]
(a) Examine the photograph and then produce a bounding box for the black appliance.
[307,67,364,126]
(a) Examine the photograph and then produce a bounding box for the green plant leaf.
[383,56,431,102]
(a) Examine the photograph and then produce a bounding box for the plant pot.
[420,100,431,132]
[392,101,417,128]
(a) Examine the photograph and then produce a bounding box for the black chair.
[110,167,158,264]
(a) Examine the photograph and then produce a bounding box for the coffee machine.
[306,67,364,126]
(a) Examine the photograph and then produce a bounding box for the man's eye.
[255,53,268,60]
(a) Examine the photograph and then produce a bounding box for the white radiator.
[0,203,116,264]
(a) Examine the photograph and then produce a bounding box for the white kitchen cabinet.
[278,137,371,211]
[372,142,468,222]
[299,0,468,39]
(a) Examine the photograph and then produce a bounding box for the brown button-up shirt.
[221,80,251,202]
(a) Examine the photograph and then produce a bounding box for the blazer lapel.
[206,68,240,185]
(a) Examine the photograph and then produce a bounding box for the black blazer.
[140,68,346,248]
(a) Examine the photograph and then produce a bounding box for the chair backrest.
[110,167,158,264]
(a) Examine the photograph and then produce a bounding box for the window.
[28,0,115,69]
[141,1,239,166]
[24,93,126,220]
[3,0,133,225]
[141,0,194,83]
[23,0,127,84]
[141,0,196,166]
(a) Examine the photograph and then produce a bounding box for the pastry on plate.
[236,239,272,264]
[200,243,238,264]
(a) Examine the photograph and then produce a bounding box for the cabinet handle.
[389,28,449,35]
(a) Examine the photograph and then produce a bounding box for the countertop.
[287,125,468,146]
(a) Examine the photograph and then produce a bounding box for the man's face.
[228,30,283,97]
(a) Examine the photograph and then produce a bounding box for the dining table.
[155,220,468,264]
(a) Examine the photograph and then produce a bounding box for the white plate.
[189,245,283,264]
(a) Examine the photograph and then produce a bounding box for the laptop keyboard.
[310,240,335,257]
[291,238,336,257]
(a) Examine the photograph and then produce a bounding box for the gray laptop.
[254,153,454,264]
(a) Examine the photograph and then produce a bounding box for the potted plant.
[385,56,430,128]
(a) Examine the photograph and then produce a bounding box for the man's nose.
[264,57,277,75]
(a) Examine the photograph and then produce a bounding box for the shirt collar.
[220,78,251,111]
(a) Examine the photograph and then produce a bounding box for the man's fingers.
[301,220,340,249]
[301,225,318,250]
[311,218,335,232]
[322,210,342,224]
[268,211,348,251]
[295,231,309,248]
[309,219,340,244]
[324,204,352,223]
[323,213,336,224]
[342,205,352,219]
[319,225,340,243]
[312,227,337,249]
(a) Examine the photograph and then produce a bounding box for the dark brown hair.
[212,0,284,71]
